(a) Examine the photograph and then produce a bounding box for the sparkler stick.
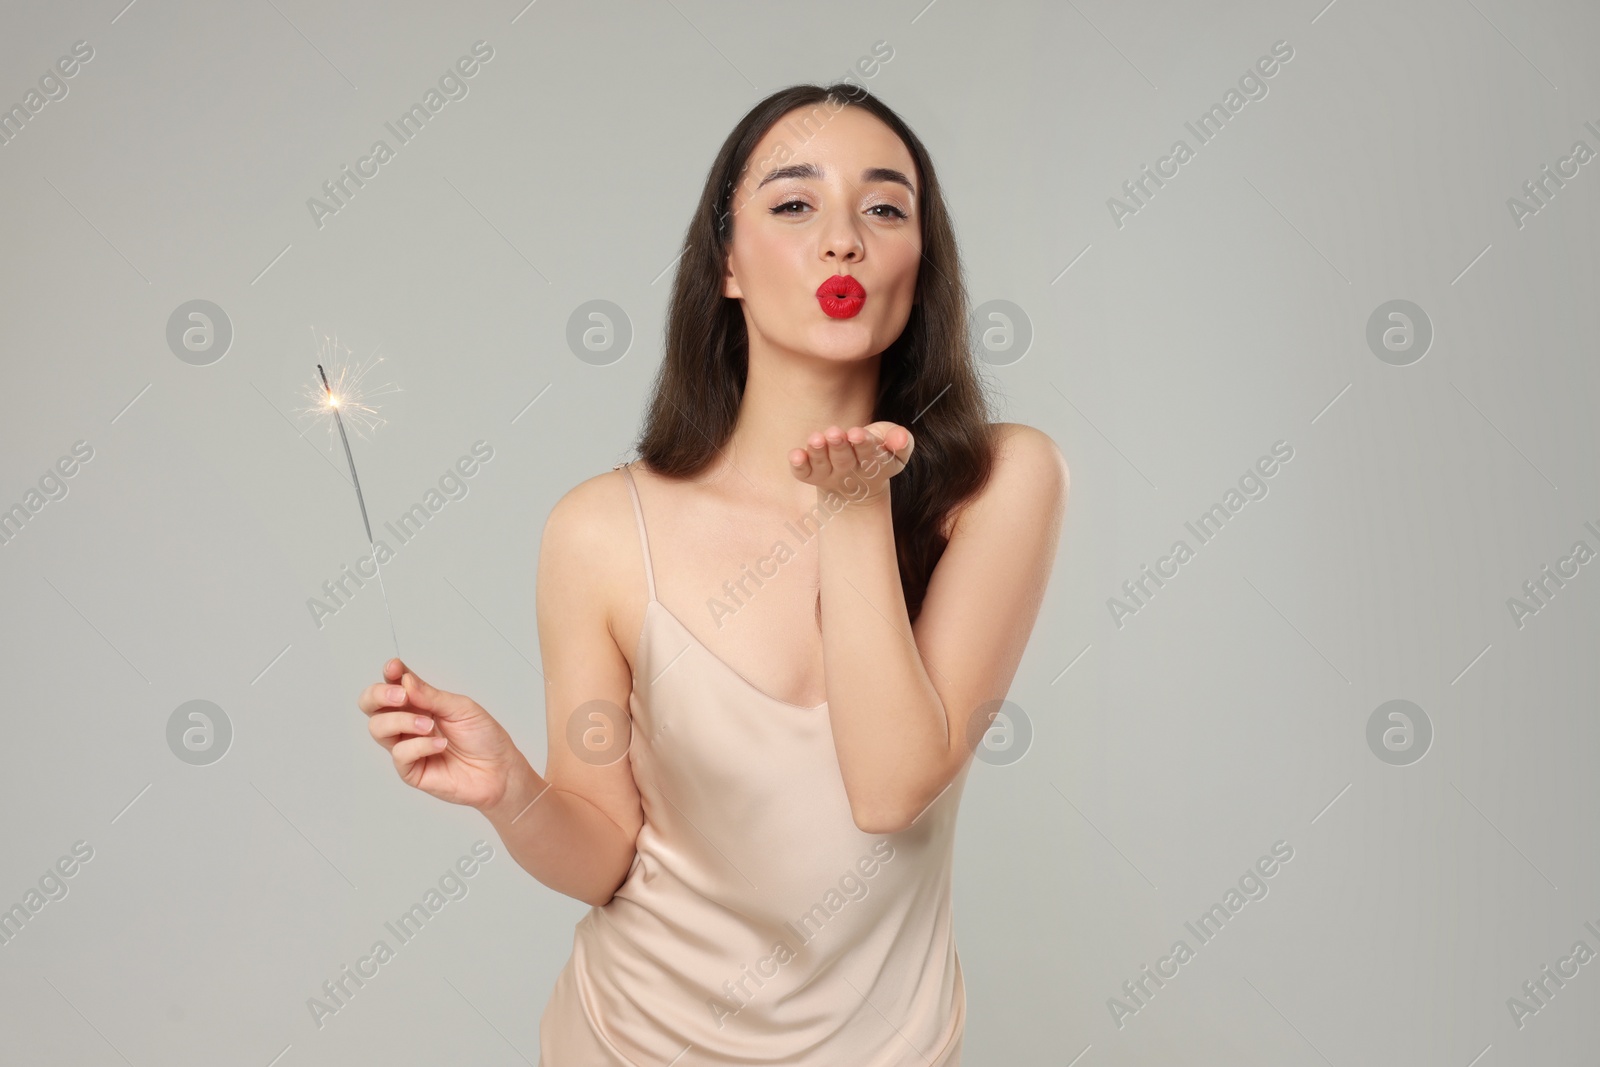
[318,361,401,660]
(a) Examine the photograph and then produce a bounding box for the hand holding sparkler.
[358,658,525,810]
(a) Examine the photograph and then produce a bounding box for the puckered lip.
[816,274,866,299]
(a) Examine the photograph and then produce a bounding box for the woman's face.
[722,104,922,364]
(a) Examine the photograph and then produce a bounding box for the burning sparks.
[298,328,399,444]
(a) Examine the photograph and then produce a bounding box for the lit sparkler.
[307,330,401,658]
[298,329,398,445]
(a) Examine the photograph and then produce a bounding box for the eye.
[769,200,910,219]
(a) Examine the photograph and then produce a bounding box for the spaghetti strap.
[612,461,657,601]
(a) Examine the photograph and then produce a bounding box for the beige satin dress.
[537,461,968,1066]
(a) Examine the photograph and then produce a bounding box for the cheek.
[736,231,808,291]
[879,241,922,299]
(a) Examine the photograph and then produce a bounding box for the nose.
[820,207,864,262]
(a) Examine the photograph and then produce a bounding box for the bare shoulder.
[540,467,633,564]
[992,422,1069,484]
[538,466,643,646]
[545,464,637,517]
[947,422,1069,540]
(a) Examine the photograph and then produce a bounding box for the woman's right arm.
[477,475,645,908]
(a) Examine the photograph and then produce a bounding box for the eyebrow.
[754,162,916,197]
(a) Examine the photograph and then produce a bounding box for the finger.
[823,426,855,473]
[393,732,450,775]
[383,658,410,683]
[866,423,912,470]
[805,431,832,475]
[788,447,815,479]
[358,681,410,716]
[401,670,459,719]
[865,422,907,457]
[369,710,434,751]
[892,425,914,460]
[846,426,882,469]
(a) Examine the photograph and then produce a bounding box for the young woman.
[357,82,1067,1066]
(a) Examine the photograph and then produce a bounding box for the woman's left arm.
[806,422,1069,834]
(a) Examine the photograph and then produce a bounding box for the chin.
[803,323,878,360]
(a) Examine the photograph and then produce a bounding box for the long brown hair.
[632,82,998,623]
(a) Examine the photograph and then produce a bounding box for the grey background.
[1,0,1596,1064]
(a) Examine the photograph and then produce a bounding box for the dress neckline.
[616,459,827,712]
[639,598,828,712]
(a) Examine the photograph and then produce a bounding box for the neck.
[715,343,882,510]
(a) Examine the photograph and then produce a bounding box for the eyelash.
[770,200,909,220]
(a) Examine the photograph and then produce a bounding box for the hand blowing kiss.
[788,422,913,503]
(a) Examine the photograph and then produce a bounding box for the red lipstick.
[816,274,866,319]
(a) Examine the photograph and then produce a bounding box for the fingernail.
[388,686,406,703]
[433,736,448,748]
[414,716,432,731]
